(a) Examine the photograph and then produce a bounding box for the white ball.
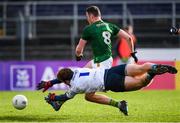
[12,95,28,110]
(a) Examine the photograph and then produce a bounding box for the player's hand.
[75,54,83,61]
[36,81,52,92]
[131,51,138,63]
[170,27,179,35]
[45,93,65,111]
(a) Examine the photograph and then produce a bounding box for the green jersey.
[81,20,120,63]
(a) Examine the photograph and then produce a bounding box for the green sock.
[109,99,119,108]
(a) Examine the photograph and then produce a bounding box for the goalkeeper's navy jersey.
[65,68,106,99]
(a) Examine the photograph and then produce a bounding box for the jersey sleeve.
[81,26,90,41]
[65,87,78,99]
[110,23,120,36]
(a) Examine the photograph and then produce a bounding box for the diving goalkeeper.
[37,63,177,116]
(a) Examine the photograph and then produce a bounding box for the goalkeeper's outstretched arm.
[36,79,62,92]
[54,93,72,102]
[44,92,75,111]
[44,89,77,108]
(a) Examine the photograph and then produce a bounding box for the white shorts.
[91,57,113,69]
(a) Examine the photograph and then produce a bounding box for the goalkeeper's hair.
[57,68,74,82]
[86,6,101,17]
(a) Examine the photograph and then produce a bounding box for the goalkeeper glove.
[75,54,83,61]
[170,27,179,35]
[36,81,52,92]
[45,93,65,111]
[131,51,138,63]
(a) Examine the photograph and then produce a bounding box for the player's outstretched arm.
[45,93,72,102]
[118,29,134,52]
[44,93,69,111]
[75,38,87,61]
[118,29,138,63]
[44,91,77,111]
[36,79,61,92]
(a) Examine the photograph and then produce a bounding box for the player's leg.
[84,58,126,114]
[124,65,178,91]
[124,74,153,91]
[125,62,154,76]
[85,92,109,104]
[85,92,128,115]
[105,67,166,92]
[126,63,178,77]
[104,63,177,91]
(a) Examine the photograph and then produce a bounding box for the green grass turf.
[0,90,180,122]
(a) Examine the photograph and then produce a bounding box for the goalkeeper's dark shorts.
[104,64,126,92]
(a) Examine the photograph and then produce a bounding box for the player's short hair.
[86,6,101,17]
[57,68,74,82]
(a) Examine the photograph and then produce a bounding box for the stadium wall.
[0,60,179,91]
[0,49,179,91]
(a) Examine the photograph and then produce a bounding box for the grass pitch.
[0,90,180,122]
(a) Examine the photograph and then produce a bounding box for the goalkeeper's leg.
[126,63,177,76]
[124,64,177,91]
[85,92,128,116]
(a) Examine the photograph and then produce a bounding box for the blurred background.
[0,0,180,60]
[0,0,179,91]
